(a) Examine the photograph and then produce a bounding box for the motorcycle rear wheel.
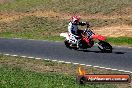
[64,40,78,50]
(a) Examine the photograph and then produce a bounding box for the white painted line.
[27,57,35,59]
[80,64,86,66]
[105,68,112,70]
[65,62,71,64]
[124,71,131,73]
[118,70,125,72]
[99,67,105,69]
[21,56,27,58]
[4,54,10,56]
[58,61,64,63]
[86,65,92,67]
[35,58,41,60]
[73,63,79,65]
[11,55,18,57]
[1,52,132,74]
[44,59,50,60]
[111,69,118,71]
[52,60,57,62]
[129,72,132,74]
[93,66,100,68]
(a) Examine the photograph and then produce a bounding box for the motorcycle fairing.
[92,34,106,41]
[60,32,77,44]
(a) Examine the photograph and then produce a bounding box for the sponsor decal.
[77,67,131,84]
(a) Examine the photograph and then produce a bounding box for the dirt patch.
[0,11,132,37]
[0,0,14,4]
[0,11,61,22]
[93,25,132,37]
[0,56,76,75]
[1,11,132,22]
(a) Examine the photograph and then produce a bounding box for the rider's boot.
[76,39,81,48]
[69,42,79,49]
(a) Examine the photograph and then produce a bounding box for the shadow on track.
[77,49,126,54]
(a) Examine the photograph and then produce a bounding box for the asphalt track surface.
[0,38,132,72]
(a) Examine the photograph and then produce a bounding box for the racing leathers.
[68,21,87,48]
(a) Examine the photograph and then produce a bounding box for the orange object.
[77,67,131,84]
[78,67,86,75]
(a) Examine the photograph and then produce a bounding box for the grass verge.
[107,37,132,47]
[0,0,132,15]
[0,16,132,46]
[0,54,120,88]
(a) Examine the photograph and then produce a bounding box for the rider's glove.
[79,22,90,27]
[73,35,81,39]
[79,22,87,26]
[86,22,90,28]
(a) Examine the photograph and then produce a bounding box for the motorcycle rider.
[68,15,90,48]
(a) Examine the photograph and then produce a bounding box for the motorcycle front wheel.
[98,41,112,53]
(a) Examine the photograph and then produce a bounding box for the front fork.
[96,43,103,49]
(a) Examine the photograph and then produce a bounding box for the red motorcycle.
[60,25,112,53]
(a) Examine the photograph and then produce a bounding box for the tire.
[98,41,112,53]
[64,40,79,50]
[64,40,72,49]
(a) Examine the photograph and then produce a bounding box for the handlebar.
[86,22,90,28]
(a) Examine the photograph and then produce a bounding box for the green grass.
[0,66,117,88]
[0,0,132,14]
[107,37,132,46]
[0,1,131,87]
[0,16,132,46]
[0,0,132,46]
[0,16,67,39]
[0,55,118,88]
